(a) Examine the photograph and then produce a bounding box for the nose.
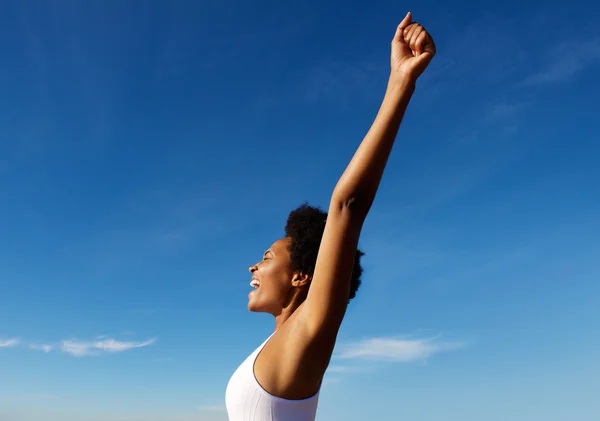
[249,263,258,273]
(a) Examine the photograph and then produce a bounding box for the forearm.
[331,75,416,215]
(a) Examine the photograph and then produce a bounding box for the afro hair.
[284,203,364,301]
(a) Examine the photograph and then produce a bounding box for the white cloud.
[327,365,351,373]
[524,38,600,85]
[322,377,341,386]
[60,337,156,357]
[0,338,19,348]
[94,338,156,352]
[29,344,53,353]
[60,340,96,357]
[2,336,156,356]
[326,364,371,374]
[484,101,531,123]
[337,336,464,362]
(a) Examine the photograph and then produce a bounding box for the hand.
[390,12,436,81]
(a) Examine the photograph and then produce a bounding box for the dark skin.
[249,238,326,398]
[246,13,436,400]
[248,238,309,320]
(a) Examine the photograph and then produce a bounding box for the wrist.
[387,73,417,91]
[384,74,416,105]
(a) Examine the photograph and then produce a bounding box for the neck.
[273,295,306,331]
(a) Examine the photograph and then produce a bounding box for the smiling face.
[248,238,299,315]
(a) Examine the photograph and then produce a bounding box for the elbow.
[330,191,371,220]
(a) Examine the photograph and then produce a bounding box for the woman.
[226,12,436,421]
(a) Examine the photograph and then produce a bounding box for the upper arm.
[300,199,365,334]
[255,200,365,398]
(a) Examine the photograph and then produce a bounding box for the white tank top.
[225,334,320,421]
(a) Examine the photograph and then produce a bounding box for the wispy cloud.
[422,12,599,99]
[0,338,19,348]
[3,336,154,356]
[299,58,383,107]
[424,14,527,91]
[327,365,352,373]
[483,100,531,123]
[326,364,371,374]
[60,337,156,357]
[337,336,464,362]
[322,377,341,386]
[29,343,53,353]
[524,38,600,85]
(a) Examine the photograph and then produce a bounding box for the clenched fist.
[391,12,436,81]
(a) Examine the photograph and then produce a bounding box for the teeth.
[250,280,260,288]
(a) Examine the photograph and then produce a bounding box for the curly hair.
[284,203,364,301]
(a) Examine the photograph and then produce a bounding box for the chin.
[247,296,272,314]
[247,297,261,313]
[247,289,263,312]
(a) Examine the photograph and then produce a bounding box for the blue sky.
[1,0,599,420]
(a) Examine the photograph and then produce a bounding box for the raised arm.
[302,13,436,333]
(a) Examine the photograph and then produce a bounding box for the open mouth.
[248,278,260,299]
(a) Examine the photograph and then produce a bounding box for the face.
[247,238,297,314]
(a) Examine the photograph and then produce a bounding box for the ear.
[291,272,312,288]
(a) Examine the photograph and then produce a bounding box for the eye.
[263,251,274,261]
